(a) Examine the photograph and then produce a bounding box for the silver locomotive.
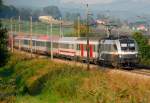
[98,36,139,67]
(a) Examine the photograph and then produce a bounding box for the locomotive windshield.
[120,39,135,51]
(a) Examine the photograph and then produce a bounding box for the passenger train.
[12,35,139,68]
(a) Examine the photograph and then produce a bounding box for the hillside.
[0,53,150,103]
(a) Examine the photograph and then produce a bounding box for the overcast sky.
[4,0,150,7]
[3,0,150,15]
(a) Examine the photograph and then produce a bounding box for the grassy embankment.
[0,52,150,103]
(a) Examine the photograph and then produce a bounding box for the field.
[1,19,75,36]
[0,52,150,103]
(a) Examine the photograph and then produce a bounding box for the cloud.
[132,0,150,3]
[60,0,114,5]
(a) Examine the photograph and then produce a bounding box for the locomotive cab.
[98,36,139,68]
[117,38,139,67]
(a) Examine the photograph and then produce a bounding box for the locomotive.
[13,34,139,68]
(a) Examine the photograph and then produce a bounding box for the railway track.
[131,69,150,77]
[14,49,150,77]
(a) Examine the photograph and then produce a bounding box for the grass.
[1,19,74,36]
[0,52,150,103]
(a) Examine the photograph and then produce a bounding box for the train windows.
[120,39,136,51]
[53,43,58,48]
[36,41,40,46]
[129,43,135,47]
[36,41,45,46]
[129,43,135,51]
[47,42,50,47]
[24,40,29,45]
[32,41,36,46]
[77,44,80,50]
[69,44,74,49]
[111,44,117,52]
[60,43,74,49]
[93,45,96,52]
[121,43,127,47]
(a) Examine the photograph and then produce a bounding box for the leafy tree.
[18,8,32,20]
[0,0,19,19]
[0,0,9,67]
[132,32,150,61]
[43,6,62,19]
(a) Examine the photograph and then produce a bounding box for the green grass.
[0,52,150,103]
[1,19,75,36]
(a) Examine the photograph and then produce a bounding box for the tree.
[0,1,19,19]
[18,8,32,20]
[132,32,150,61]
[0,0,9,67]
[43,6,62,19]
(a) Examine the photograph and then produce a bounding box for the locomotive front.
[116,38,139,67]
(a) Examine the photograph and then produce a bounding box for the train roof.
[14,35,60,41]
[77,37,102,41]
[59,37,78,44]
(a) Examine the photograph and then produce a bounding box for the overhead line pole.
[10,18,13,53]
[50,22,53,60]
[86,4,90,70]
[78,16,80,37]
[18,16,21,51]
[59,17,63,37]
[30,16,33,58]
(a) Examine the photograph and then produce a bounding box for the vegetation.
[0,1,9,67]
[2,19,74,36]
[0,53,150,103]
[43,6,62,19]
[132,31,150,65]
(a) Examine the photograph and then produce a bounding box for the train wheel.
[112,62,120,69]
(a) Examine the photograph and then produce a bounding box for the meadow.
[0,52,150,103]
[1,19,74,36]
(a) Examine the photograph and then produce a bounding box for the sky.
[4,0,150,20]
[4,0,150,7]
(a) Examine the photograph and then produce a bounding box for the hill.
[0,52,150,103]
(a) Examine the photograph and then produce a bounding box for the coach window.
[32,41,36,46]
[41,42,45,46]
[53,43,58,48]
[36,41,40,46]
[47,42,51,48]
[24,40,28,45]
[93,45,97,52]
[69,44,74,49]
[77,44,80,50]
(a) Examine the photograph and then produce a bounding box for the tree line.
[0,0,9,67]
[0,1,62,21]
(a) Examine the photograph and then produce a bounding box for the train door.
[80,44,84,57]
[89,44,93,58]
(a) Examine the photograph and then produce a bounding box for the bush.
[132,32,150,64]
[0,20,10,67]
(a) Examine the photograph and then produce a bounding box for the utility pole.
[50,23,53,60]
[78,16,80,37]
[10,18,13,53]
[18,16,21,51]
[46,24,48,51]
[60,17,63,37]
[30,16,33,58]
[105,24,117,37]
[86,4,90,70]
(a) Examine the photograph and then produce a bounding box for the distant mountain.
[4,0,150,21]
